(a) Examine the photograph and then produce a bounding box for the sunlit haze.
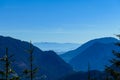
[0,0,120,43]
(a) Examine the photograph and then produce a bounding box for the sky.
[0,0,120,43]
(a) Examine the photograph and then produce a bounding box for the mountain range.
[0,36,73,80]
[61,37,119,71]
[34,42,80,54]
[0,35,119,80]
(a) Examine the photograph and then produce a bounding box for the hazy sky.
[0,0,120,43]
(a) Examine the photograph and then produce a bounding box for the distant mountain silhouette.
[61,37,119,71]
[0,36,73,80]
[34,42,80,54]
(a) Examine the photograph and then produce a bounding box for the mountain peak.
[61,37,119,71]
[89,37,118,44]
[0,35,73,80]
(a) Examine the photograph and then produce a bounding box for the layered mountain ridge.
[61,37,119,71]
[0,36,73,80]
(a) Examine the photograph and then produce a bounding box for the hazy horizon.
[0,0,120,43]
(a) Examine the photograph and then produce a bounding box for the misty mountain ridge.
[60,37,118,62]
[61,37,119,71]
[0,36,73,80]
[0,35,119,80]
[34,42,80,54]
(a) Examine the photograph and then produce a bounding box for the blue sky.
[0,0,120,43]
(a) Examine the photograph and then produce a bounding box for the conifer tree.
[23,41,38,80]
[105,35,120,80]
[0,48,19,80]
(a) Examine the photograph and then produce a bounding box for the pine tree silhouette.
[105,35,120,80]
[23,41,38,80]
[0,48,19,80]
